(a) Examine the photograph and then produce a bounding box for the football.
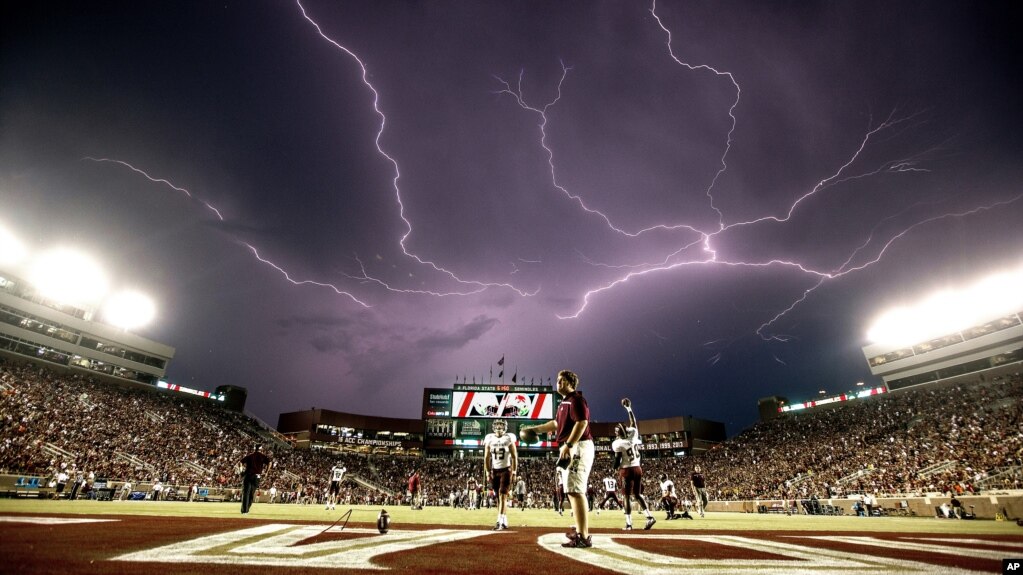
[377,509,390,534]
[518,427,539,444]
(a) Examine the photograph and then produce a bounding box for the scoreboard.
[422,384,559,450]
[423,384,556,420]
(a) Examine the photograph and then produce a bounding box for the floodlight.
[866,307,917,347]
[103,290,156,330]
[867,262,1023,345]
[0,226,27,269]
[28,248,109,306]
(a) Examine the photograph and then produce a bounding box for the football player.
[483,418,518,530]
[326,463,346,510]
[659,473,680,520]
[612,398,655,530]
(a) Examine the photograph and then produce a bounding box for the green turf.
[1,499,1020,536]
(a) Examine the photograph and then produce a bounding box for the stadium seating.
[1,357,1020,510]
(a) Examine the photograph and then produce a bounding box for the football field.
[1,499,1021,574]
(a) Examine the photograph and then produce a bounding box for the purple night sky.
[2,1,1021,434]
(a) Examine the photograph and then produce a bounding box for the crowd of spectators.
[656,372,1023,502]
[1,357,1020,508]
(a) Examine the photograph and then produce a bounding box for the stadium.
[4,1,1023,573]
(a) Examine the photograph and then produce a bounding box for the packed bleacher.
[1,357,1020,508]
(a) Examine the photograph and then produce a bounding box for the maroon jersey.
[408,472,420,492]
[554,391,593,444]
[241,451,270,477]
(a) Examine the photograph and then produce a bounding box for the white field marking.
[798,535,1023,560]
[111,524,494,569]
[537,533,988,574]
[0,516,118,525]
[895,537,1023,551]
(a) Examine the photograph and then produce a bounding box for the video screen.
[451,391,554,419]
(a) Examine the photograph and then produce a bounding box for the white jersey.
[330,465,346,483]
[602,477,618,492]
[612,427,642,469]
[660,479,677,498]
[484,432,516,470]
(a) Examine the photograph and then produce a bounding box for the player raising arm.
[612,398,656,530]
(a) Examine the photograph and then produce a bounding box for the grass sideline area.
[2,499,1020,535]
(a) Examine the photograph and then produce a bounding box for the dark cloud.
[415,315,500,351]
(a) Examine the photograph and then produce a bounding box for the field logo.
[112,524,493,569]
[538,533,992,574]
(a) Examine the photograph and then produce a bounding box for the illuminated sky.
[2,1,1021,434]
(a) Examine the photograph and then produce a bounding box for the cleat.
[500,524,509,530]
[564,535,592,548]
[561,530,592,548]
[644,517,656,530]
[623,525,633,530]
[493,522,502,531]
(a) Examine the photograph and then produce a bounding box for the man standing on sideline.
[327,462,346,511]
[612,398,656,530]
[408,467,422,510]
[552,468,566,516]
[483,418,517,529]
[691,464,708,517]
[240,444,270,514]
[514,476,527,511]
[521,370,594,548]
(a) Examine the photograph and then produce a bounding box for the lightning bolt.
[83,157,226,221]
[83,157,372,308]
[295,0,538,299]
[83,1,1019,346]
[503,0,1020,340]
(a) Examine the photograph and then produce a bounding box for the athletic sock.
[625,513,632,527]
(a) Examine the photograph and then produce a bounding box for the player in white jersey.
[599,475,622,511]
[483,418,518,530]
[326,463,346,510]
[659,474,682,520]
[612,398,655,530]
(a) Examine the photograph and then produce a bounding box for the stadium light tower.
[103,289,156,330]
[28,247,109,307]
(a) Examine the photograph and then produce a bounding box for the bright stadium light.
[867,262,1023,346]
[103,290,156,330]
[866,306,918,347]
[28,248,109,307]
[971,270,1023,319]
[0,225,27,269]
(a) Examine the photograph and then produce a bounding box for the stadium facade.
[0,270,174,386]
[861,310,1023,391]
[276,383,726,458]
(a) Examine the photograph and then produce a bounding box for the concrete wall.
[708,492,1023,520]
